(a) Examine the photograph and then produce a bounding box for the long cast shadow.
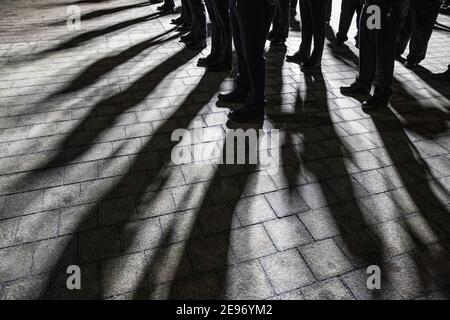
[38,68,228,299]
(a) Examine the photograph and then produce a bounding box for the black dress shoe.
[362,96,388,110]
[404,60,419,69]
[186,41,207,51]
[157,5,175,13]
[197,56,216,67]
[177,24,191,32]
[180,33,194,43]
[207,62,232,73]
[228,107,264,124]
[340,80,371,95]
[286,51,308,64]
[171,17,184,25]
[218,90,247,104]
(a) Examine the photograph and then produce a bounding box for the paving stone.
[160,209,202,244]
[265,189,309,217]
[235,195,276,226]
[0,274,50,300]
[59,203,97,235]
[101,252,148,297]
[0,244,34,282]
[99,196,137,226]
[384,254,438,299]
[220,260,275,300]
[299,239,353,280]
[189,233,235,272]
[300,208,344,240]
[341,268,403,300]
[264,215,312,250]
[15,210,60,244]
[145,242,193,285]
[120,218,163,253]
[78,227,121,262]
[1,189,45,218]
[0,217,19,248]
[136,190,176,218]
[31,235,77,275]
[261,250,315,294]
[352,170,397,194]
[301,278,354,300]
[296,182,339,210]
[230,225,277,262]
[369,220,415,257]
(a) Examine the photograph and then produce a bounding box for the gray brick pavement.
[0,0,449,300]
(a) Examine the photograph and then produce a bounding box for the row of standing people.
[151,0,449,123]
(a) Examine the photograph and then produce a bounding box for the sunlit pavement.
[0,0,449,300]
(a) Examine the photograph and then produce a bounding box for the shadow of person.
[266,58,389,298]
[163,123,262,299]
[364,97,450,299]
[46,28,180,99]
[403,64,450,101]
[46,1,152,26]
[38,69,228,299]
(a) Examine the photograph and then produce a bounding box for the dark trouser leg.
[205,0,219,60]
[299,0,313,59]
[407,0,441,63]
[234,0,276,110]
[189,0,207,42]
[230,0,250,95]
[291,0,298,14]
[374,1,406,99]
[272,0,291,40]
[182,0,192,27]
[309,0,327,63]
[337,0,362,42]
[215,0,232,65]
[326,0,332,23]
[396,11,412,56]
[358,3,377,86]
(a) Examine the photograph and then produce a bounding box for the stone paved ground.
[0,0,449,300]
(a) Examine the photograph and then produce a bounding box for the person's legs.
[271,0,290,45]
[407,0,441,65]
[286,0,312,63]
[305,0,327,66]
[203,0,219,63]
[326,0,332,24]
[396,7,412,57]
[369,0,407,107]
[228,0,277,122]
[215,0,232,66]
[340,2,376,94]
[219,0,250,102]
[298,0,313,58]
[337,0,361,43]
[186,0,207,48]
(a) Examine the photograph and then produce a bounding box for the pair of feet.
[218,91,264,124]
[286,51,322,69]
[180,33,206,50]
[340,80,389,111]
[198,56,232,73]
